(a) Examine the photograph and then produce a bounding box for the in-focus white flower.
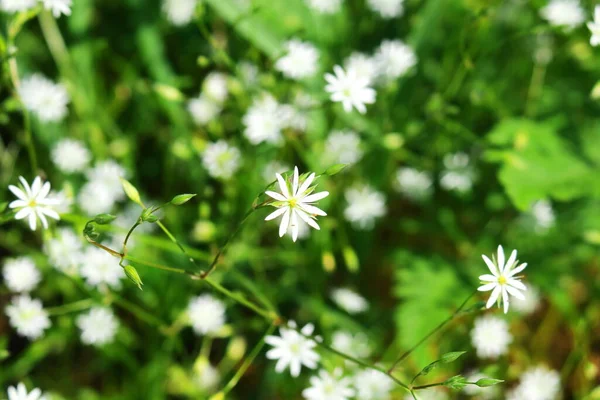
[540,0,585,29]
[19,74,69,122]
[344,52,379,84]
[513,285,541,315]
[304,0,342,14]
[5,295,51,339]
[78,181,119,215]
[463,371,500,399]
[511,366,561,400]
[203,72,229,103]
[471,315,512,359]
[331,288,368,314]
[440,152,475,193]
[264,166,329,242]
[344,185,386,230]
[243,94,285,145]
[331,331,371,359]
[588,6,600,46]
[374,39,417,82]
[188,95,222,125]
[303,368,355,400]
[1,0,37,12]
[51,139,91,173]
[395,167,433,201]
[3,257,41,293]
[325,130,363,165]
[202,140,241,179]
[77,307,119,346]
[366,0,404,18]
[265,321,320,377]
[6,383,46,400]
[276,39,320,80]
[478,245,528,314]
[163,0,197,25]
[45,228,84,275]
[80,248,124,289]
[530,200,555,232]
[9,176,61,231]
[187,294,226,335]
[354,370,395,400]
[325,65,376,114]
[403,388,448,400]
[85,160,127,200]
[41,0,72,17]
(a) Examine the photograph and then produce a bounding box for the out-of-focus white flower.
[510,366,561,400]
[187,294,226,335]
[19,74,69,122]
[540,0,585,29]
[331,331,371,359]
[471,315,512,359]
[41,0,72,17]
[478,245,528,314]
[325,130,363,165]
[276,39,320,80]
[243,94,285,145]
[513,285,541,315]
[305,0,342,14]
[325,65,376,114]
[530,200,555,232]
[331,288,368,314]
[395,167,433,201]
[344,52,379,84]
[203,72,228,103]
[588,6,600,46]
[45,228,84,275]
[303,368,355,400]
[239,61,259,86]
[374,40,417,82]
[279,104,308,132]
[366,0,404,18]
[6,383,46,400]
[344,185,386,229]
[78,181,119,215]
[51,139,91,173]
[188,95,222,126]
[5,295,51,339]
[264,166,329,242]
[440,152,475,193]
[463,371,500,399]
[1,0,37,12]
[85,160,127,200]
[163,0,197,25]
[48,189,73,214]
[265,321,320,377]
[9,176,61,231]
[201,140,241,179]
[403,388,448,400]
[354,370,395,400]
[194,361,220,392]
[3,257,41,293]
[77,307,119,346]
[80,248,124,289]
[262,161,291,183]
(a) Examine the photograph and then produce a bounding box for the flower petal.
[299,203,327,216]
[507,262,527,277]
[296,209,320,230]
[265,207,287,221]
[302,191,329,203]
[505,285,525,300]
[265,191,287,201]
[275,173,290,199]
[485,285,501,309]
[497,245,505,273]
[478,282,497,292]
[507,279,527,291]
[481,255,498,276]
[297,172,315,196]
[502,287,509,313]
[279,209,290,237]
[478,274,497,282]
[292,166,299,197]
[8,185,27,201]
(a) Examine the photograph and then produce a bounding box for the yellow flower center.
[28,200,37,208]
[498,275,507,285]
[288,198,297,208]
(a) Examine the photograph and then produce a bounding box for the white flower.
[202,140,241,179]
[331,331,371,359]
[19,74,69,122]
[395,167,433,200]
[403,388,448,400]
[77,307,119,346]
[265,321,320,377]
[540,0,585,29]
[279,104,308,132]
[243,94,285,145]
[463,371,500,399]
[530,200,555,232]
[264,166,329,242]
[262,161,291,183]
[78,181,119,215]
[325,130,363,165]
[6,383,46,400]
[276,40,320,80]
[239,61,259,86]
[440,152,474,193]
[3,257,41,293]
[512,366,561,400]
[374,39,417,82]
[305,0,342,14]
[163,0,197,25]
[1,0,37,12]
[367,0,404,18]
[5,295,51,339]
[354,370,395,400]
[513,285,541,315]
[325,65,376,114]
[344,185,386,229]
[85,160,128,200]
[478,245,528,314]
[344,52,379,84]
[588,6,600,46]
[188,95,222,125]
[80,248,124,289]
[194,362,220,391]
[303,369,355,400]
[471,315,512,359]
[9,176,61,231]
[331,288,368,314]
[41,0,72,17]
[187,294,226,335]
[203,72,228,103]
[45,228,84,275]
[48,189,73,214]
[51,139,91,173]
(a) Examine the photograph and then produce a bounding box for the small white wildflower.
[325,65,376,114]
[188,94,222,125]
[471,315,512,359]
[262,161,291,183]
[366,0,404,18]
[325,130,363,165]
[41,0,72,17]
[51,139,91,173]
[45,228,84,275]
[243,94,285,145]
[78,181,119,215]
[344,185,386,230]
[264,166,329,242]
[588,6,600,46]
[9,176,61,231]
[344,52,379,84]
[276,39,320,80]
[305,0,342,14]
[512,366,561,400]
[375,39,417,82]
[3,257,41,293]
[194,362,220,392]
[478,245,528,314]
[19,74,69,122]
[187,294,226,335]
[1,0,37,12]
[203,72,228,103]
[48,189,73,214]
[85,160,127,200]
[463,371,500,399]
[279,103,309,132]
[265,321,320,377]
[162,0,197,25]
[331,288,368,314]
[354,369,395,400]
[6,383,46,400]
[77,307,119,346]
[540,0,585,29]
[80,248,124,289]
[303,368,355,400]
[331,331,371,359]
[5,295,51,339]
[513,285,541,315]
[202,140,241,179]
[395,167,433,201]
[530,200,555,232]
[440,152,474,193]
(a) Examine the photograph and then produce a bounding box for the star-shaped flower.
[8,176,61,231]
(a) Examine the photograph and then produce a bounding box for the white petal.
[31,176,42,196]
[482,255,498,276]
[38,181,51,200]
[19,176,32,197]
[507,262,527,277]
[302,191,329,203]
[299,203,327,217]
[37,209,49,229]
[296,209,320,230]
[485,285,501,309]
[497,245,505,273]
[8,185,28,201]
[291,210,299,242]
[275,173,290,199]
[502,287,509,313]
[265,207,287,221]
[14,207,31,220]
[28,212,37,231]
[477,282,497,292]
[39,207,60,220]
[505,285,525,300]
[297,172,315,196]
[265,190,287,201]
[279,209,290,237]
[478,274,497,282]
[507,279,527,291]
[292,166,299,197]
[9,200,27,209]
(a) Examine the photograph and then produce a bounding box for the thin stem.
[46,298,95,316]
[112,295,166,328]
[156,221,202,269]
[124,255,198,276]
[412,382,445,390]
[122,221,141,256]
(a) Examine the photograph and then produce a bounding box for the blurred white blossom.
[367,0,404,19]
[85,160,128,200]
[344,185,386,230]
[344,52,379,84]
[305,0,342,14]
[203,72,229,103]
[331,288,368,314]
[6,383,46,400]
[325,65,376,114]
[2,257,41,293]
[440,152,475,193]
[5,295,51,339]
[42,0,72,17]
[510,366,561,400]
[80,248,124,289]
[512,285,541,315]
[188,95,222,125]
[395,167,433,201]
[588,6,600,46]
[202,140,241,179]
[354,370,395,400]
[45,228,84,275]
[325,130,363,165]
[163,0,197,25]
[276,39,320,80]
[331,331,371,359]
[374,39,417,82]
[303,369,355,400]
[77,307,119,346]
[0,0,37,12]
[540,0,584,29]
[471,315,512,358]
[187,294,226,335]
[265,321,320,377]
[51,139,91,173]
[243,94,285,145]
[530,200,555,232]
[19,74,69,122]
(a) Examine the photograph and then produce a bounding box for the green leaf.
[444,375,468,390]
[123,265,143,290]
[0,202,7,213]
[439,351,467,363]
[120,178,143,206]
[475,378,504,387]
[324,164,347,176]
[94,214,116,225]
[144,214,159,223]
[171,194,197,206]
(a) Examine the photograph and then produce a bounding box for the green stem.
[156,220,203,268]
[46,298,95,316]
[112,295,165,327]
[124,255,197,276]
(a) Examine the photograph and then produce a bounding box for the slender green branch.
[112,295,166,327]
[156,221,203,268]
[124,255,198,276]
[46,298,95,316]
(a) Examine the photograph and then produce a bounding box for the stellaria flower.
[5,295,51,339]
[540,0,585,29]
[588,6,600,46]
[471,315,512,358]
[325,65,376,114]
[6,383,47,400]
[265,321,320,377]
[2,257,41,293]
[77,307,119,346]
[302,368,355,400]
[276,39,320,80]
[18,74,69,122]
[305,0,342,14]
[9,176,61,231]
[187,294,226,335]
[42,0,72,17]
